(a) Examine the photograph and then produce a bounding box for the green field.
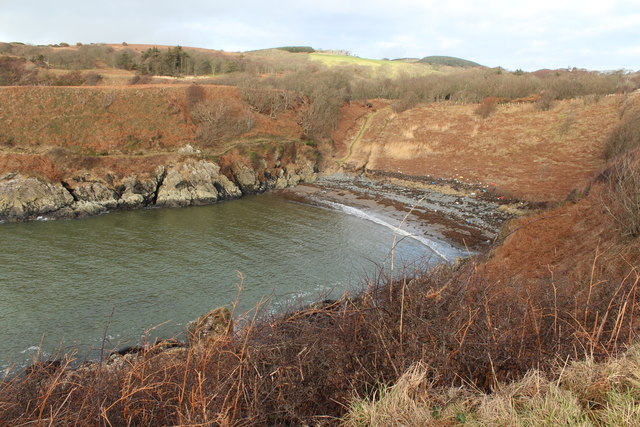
[308,53,438,77]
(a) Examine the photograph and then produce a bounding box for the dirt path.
[337,109,379,165]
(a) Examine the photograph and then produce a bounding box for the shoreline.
[278,172,526,251]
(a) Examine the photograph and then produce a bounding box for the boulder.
[0,173,74,221]
[118,169,164,208]
[187,307,233,344]
[156,160,240,207]
[63,201,107,218]
[66,174,119,209]
[231,161,259,193]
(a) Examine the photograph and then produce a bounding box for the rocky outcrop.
[156,160,241,207]
[0,173,74,220]
[118,169,165,209]
[231,161,260,193]
[0,155,318,222]
[65,176,119,208]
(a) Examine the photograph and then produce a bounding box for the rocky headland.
[0,156,318,222]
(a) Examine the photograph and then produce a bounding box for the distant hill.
[418,56,481,67]
[391,58,421,63]
[276,46,315,53]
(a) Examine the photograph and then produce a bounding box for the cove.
[0,191,456,369]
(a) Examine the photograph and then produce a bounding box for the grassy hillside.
[419,55,482,67]
[308,52,437,77]
[0,85,301,155]
[334,94,630,201]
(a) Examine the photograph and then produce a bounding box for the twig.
[99,305,116,366]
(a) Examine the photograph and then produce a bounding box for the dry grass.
[604,104,640,160]
[1,58,640,425]
[474,97,500,118]
[339,95,623,201]
[345,345,640,426]
[599,149,640,238]
[0,85,303,156]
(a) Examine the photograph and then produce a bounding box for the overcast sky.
[1,0,638,71]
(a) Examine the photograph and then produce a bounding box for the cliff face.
[0,156,318,222]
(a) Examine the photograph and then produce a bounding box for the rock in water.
[187,307,233,344]
[65,174,119,208]
[156,160,241,207]
[0,173,74,220]
[231,161,259,193]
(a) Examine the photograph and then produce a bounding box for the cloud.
[0,0,638,70]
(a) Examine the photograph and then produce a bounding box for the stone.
[67,175,119,209]
[118,172,162,209]
[156,160,237,207]
[0,174,74,221]
[178,144,201,154]
[187,307,233,344]
[231,161,259,193]
[70,201,108,218]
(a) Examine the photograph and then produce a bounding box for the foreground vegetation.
[346,345,640,426]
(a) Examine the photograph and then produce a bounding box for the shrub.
[474,96,500,118]
[129,74,152,85]
[240,87,296,118]
[297,92,343,140]
[265,69,350,139]
[600,151,640,238]
[83,72,103,85]
[391,93,420,113]
[185,84,207,110]
[0,56,25,85]
[47,70,85,86]
[604,106,640,160]
[534,89,556,111]
[277,46,315,53]
[191,99,254,146]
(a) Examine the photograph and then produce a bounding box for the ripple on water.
[0,192,449,368]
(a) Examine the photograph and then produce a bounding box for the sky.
[1,0,639,71]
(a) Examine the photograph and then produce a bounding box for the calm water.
[0,192,451,369]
